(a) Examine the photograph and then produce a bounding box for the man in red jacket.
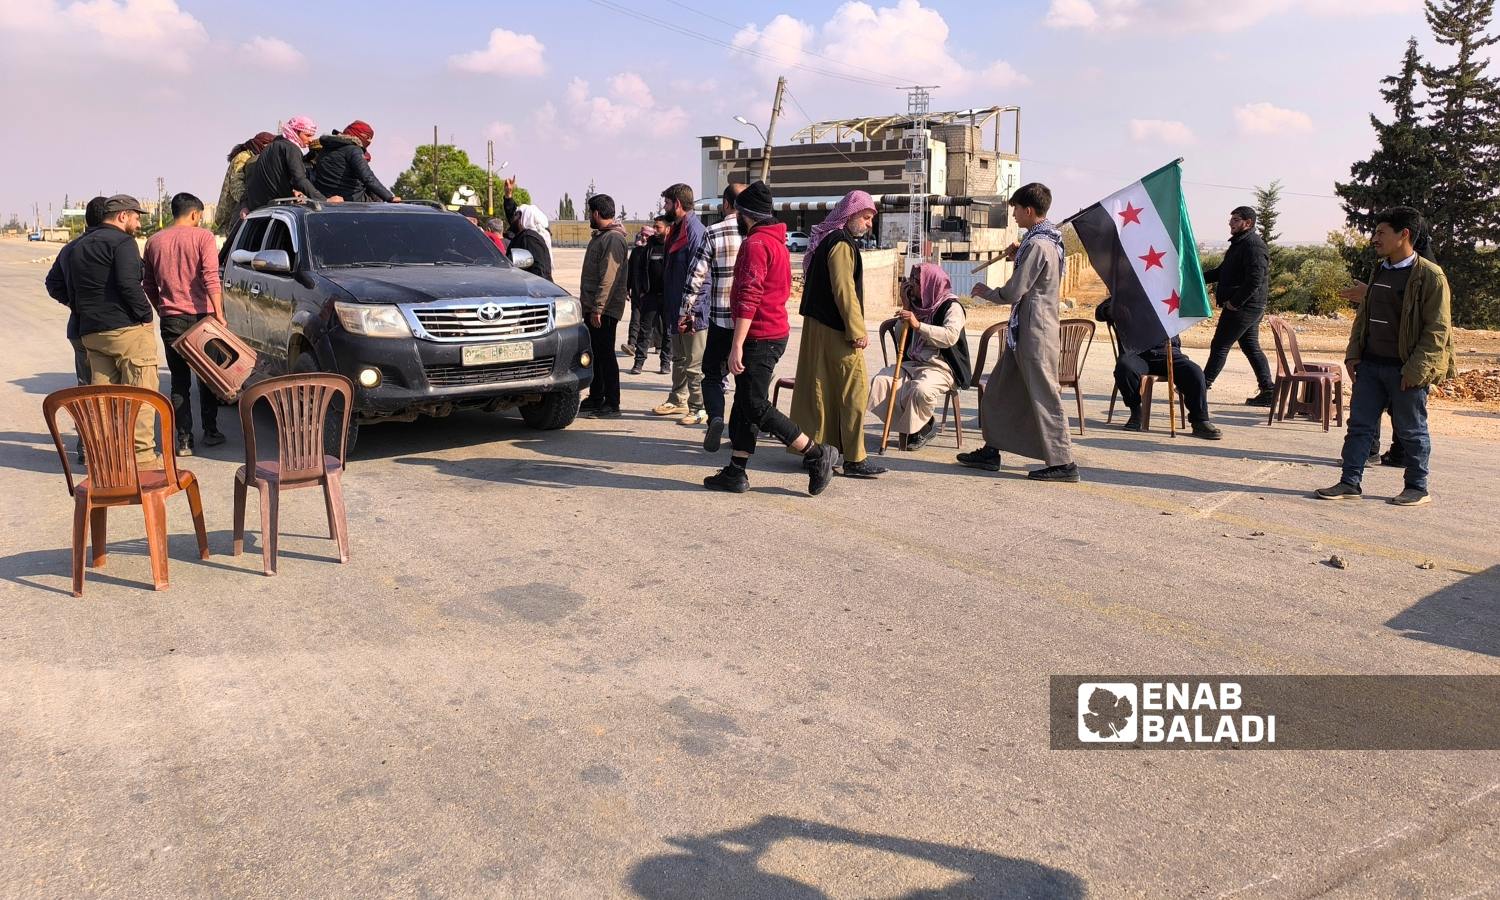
[703,181,841,497]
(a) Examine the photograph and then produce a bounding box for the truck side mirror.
[511,248,535,270]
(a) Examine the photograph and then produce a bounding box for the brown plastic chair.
[1058,318,1097,435]
[1266,316,1343,431]
[771,377,796,411]
[877,317,964,449]
[972,322,1009,409]
[42,385,209,596]
[232,374,354,575]
[169,316,260,403]
[1104,320,1188,431]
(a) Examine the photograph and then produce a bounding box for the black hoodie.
[309,134,395,203]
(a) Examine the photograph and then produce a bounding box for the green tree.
[1253,179,1282,252]
[557,193,576,221]
[1420,0,1500,327]
[1336,37,1439,241]
[392,145,528,211]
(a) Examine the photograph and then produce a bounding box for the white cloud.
[557,73,687,138]
[448,28,546,77]
[1130,118,1196,144]
[1234,102,1313,135]
[731,1,1024,95]
[1044,0,1415,32]
[486,121,517,143]
[0,0,207,68]
[239,36,305,71]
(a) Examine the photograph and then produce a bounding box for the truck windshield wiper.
[324,261,394,269]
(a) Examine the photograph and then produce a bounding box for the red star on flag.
[1163,290,1181,314]
[1117,202,1143,226]
[1139,246,1166,270]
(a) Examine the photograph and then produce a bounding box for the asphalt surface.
[1,239,1497,898]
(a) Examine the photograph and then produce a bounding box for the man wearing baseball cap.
[67,194,161,467]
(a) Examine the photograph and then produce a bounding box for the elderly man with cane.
[870,264,971,451]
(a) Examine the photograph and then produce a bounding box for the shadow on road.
[626,814,1084,899]
[9,372,77,396]
[1385,565,1500,658]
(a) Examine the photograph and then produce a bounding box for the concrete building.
[697,105,1022,263]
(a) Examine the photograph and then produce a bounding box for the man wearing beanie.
[684,183,746,441]
[703,181,842,496]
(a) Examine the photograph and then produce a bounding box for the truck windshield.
[307,212,508,269]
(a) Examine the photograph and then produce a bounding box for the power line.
[582,0,906,88]
[1019,156,1343,201]
[658,0,919,86]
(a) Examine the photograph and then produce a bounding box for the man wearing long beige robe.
[868,264,970,449]
[958,183,1079,482]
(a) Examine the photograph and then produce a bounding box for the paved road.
[1,238,1496,898]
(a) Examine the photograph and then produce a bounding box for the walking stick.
[878,317,911,455]
[1164,338,1178,438]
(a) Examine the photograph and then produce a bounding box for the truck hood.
[322,266,568,304]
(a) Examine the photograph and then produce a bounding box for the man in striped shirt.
[682,183,746,439]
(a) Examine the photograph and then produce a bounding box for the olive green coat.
[1345,256,1456,387]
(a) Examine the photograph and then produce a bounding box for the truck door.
[256,217,301,366]
[220,216,271,351]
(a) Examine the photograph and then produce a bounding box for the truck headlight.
[334,301,411,338]
[552,296,582,328]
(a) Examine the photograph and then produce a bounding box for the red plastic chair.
[42,385,209,596]
[1267,316,1343,431]
[232,374,353,575]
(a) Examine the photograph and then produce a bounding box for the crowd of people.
[41,112,1458,506]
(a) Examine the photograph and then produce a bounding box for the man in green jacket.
[1317,206,1455,506]
[579,193,630,419]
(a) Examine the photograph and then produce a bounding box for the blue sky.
[0,0,1450,241]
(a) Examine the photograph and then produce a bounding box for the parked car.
[786,231,809,252]
[219,200,592,451]
[27,231,42,242]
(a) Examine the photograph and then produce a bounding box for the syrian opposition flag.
[1069,160,1212,356]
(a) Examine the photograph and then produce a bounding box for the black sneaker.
[904,419,937,450]
[175,433,194,457]
[1380,447,1406,468]
[703,465,750,493]
[580,397,603,413]
[807,445,842,496]
[1028,463,1080,482]
[1245,387,1277,407]
[704,416,725,452]
[1315,481,1362,500]
[627,363,644,375]
[1367,444,1382,462]
[1191,421,1223,440]
[1122,414,1142,432]
[586,405,621,419]
[202,429,227,447]
[957,446,1002,472]
[841,459,887,478]
[658,363,671,375]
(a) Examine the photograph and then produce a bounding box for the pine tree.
[1336,37,1439,240]
[1420,0,1500,327]
[1253,179,1282,249]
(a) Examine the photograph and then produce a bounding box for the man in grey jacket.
[580,194,630,418]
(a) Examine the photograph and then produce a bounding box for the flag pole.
[1165,339,1177,437]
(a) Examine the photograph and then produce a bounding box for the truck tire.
[293,350,358,457]
[519,387,580,430]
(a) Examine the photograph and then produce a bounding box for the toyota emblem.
[476,302,503,322]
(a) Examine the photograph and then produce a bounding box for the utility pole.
[486,139,495,217]
[155,176,165,229]
[761,76,787,185]
[432,126,440,204]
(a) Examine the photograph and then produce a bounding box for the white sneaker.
[678,409,708,426]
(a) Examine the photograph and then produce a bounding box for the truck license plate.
[462,342,533,366]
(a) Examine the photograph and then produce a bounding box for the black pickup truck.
[220,200,591,448]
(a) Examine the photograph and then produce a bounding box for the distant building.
[698,105,1022,260]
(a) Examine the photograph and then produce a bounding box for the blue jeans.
[1339,359,1430,491]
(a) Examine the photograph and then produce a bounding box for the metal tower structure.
[900,86,938,272]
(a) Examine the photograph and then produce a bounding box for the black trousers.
[1115,350,1209,424]
[632,301,669,367]
[587,315,621,409]
[730,337,802,456]
[701,324,734,422]
[1203,304,1274,391]
[159,313,219,436]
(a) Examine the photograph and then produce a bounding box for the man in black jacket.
[240,117,341,213]
[627,216,671,375]
[1202,206,1276,406]
[45,195,107,462]
[69,195,161,467]
[308,121,398,203]
[1096,298,1221,440]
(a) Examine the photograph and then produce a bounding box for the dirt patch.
[1432,368,1500,403]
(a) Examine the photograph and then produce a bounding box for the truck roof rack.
[270,197,323,210]
[398,199,446,210]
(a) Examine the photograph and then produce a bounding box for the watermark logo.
[1077,683,1137,742]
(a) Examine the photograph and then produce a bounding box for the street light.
[733,115,768,144]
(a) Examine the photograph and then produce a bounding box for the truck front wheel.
[519,387,580,430]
